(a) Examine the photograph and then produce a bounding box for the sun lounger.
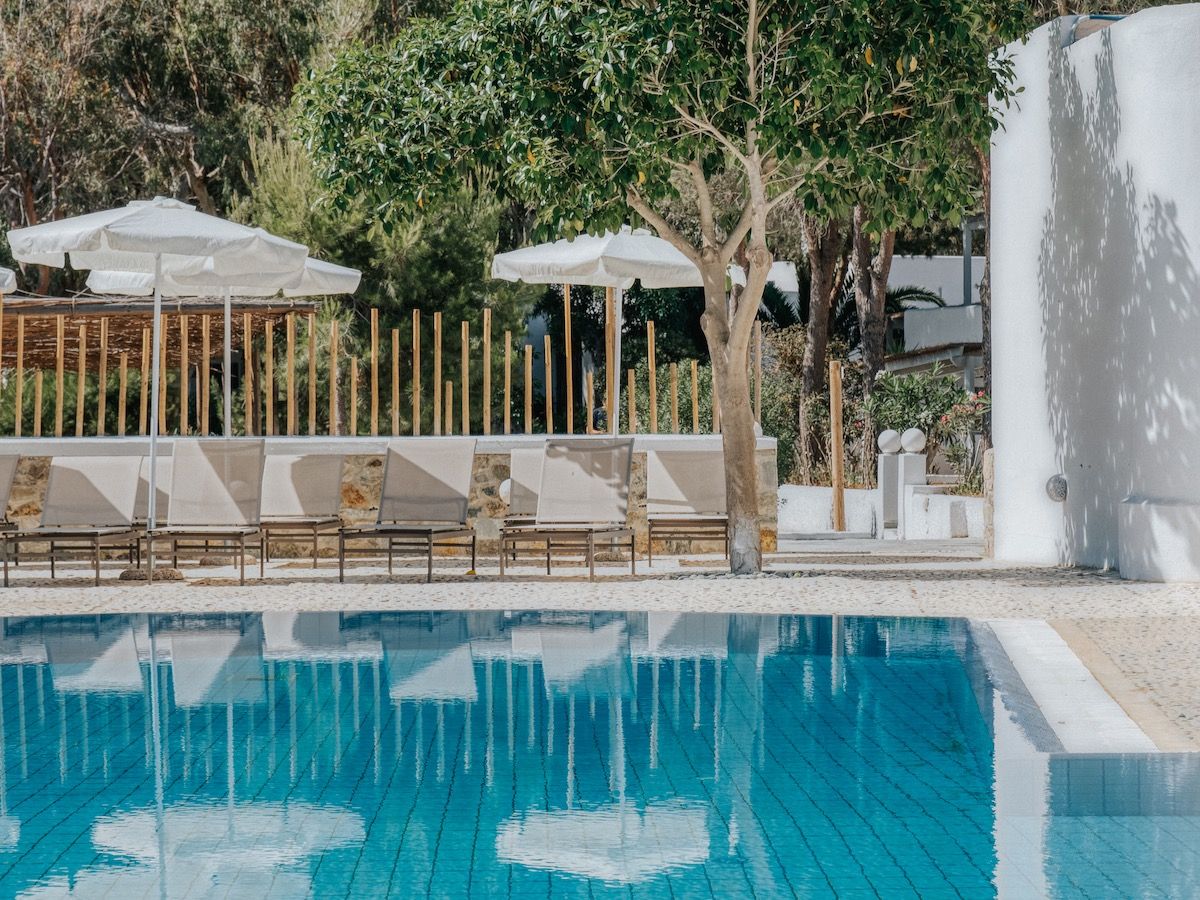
[3,456,141,586]
[144,439,266,584]
[646,448,729,564]
[338,438,477,583]
[259,454,345,567]
[499,437,636,580]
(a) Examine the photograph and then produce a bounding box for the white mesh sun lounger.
[646,448,729,564]
[144,439,266,584]
[499,438,636,580]
[338,439,477,583]
[4,456,141,586]
[259,454,345,567]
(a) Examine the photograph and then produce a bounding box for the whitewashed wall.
[992,8,1200,576]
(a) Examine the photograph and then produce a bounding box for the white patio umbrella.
[87,257,360,435]
[491,227,702,435]
[7,198,309,530]
[0,267,16,294]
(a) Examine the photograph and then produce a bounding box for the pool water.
[0,612,1190,898]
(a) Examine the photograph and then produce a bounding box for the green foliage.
[295,0,1029,239]
[865,366,989,492]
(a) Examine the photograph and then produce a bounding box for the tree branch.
[625,187,701,265]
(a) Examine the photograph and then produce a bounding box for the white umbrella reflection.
[19,801,364,898]
[497,800,708,883]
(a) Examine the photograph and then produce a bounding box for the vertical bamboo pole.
[327,319,338,436]
[626,368,636,433]
[32,370,42,437]
[711,377,720,434]
[97,318,109,436]
[348,356,358,435]
[585,370,595,432]
[503,331,512,435]
[432,312,442,435]
[482,308,492,435]
[411,310,421,436]
[179,314,189,436]
[391,328,400,436]
[523,344,533,433]
[830,359,846,531]
[444,380,453,435]
[369,308,379,436]
[201,315,211,436]
[244,313,255,436]
[307,313,317,435]
[690,360,700,434]
[543,334,552,433]
[604,287,616,431]
[753,319,763,424]
[118,353,129,437]
[139,327,150,436]
[461,320,470,435]
[287,312,296,436]
[77,323,88,437]
[264,320,274,436]
[562,285,573,434]
[670,363,680,433]
[647,320,657,433]
[55,316,65,437]
[13,317,24,437]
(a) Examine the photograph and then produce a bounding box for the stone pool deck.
[0,538,1197,752]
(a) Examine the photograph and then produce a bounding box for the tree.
[296,0,1026,573]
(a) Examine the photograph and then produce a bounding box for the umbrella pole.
[223,289,233,436]
[612,288,623,436]
[147,255,163,534]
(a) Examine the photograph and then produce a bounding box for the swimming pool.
[0,611,1191,897]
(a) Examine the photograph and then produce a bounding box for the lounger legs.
[499,537,506,577]
[3,537,9,587]
[587,533,595,581]
[648,525,653,567]
[426,534,434,583]
[94,538,101,587]
[630,535,636,576]
[49,542,55,580]
[471,534,477,572]
[545,540,551,576]
[338,532,345,584]
[239,535,246,586]
[387,540,394,576]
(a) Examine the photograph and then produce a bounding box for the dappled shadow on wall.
[1038,23,1200,568]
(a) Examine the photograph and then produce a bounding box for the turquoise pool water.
[0,612,1191,898]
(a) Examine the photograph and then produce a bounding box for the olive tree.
[296,0,1025,573]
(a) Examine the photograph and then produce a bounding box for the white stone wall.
[991,8,1200,576]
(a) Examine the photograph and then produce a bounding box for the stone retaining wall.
[7,448,778,558]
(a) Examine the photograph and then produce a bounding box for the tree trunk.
[851,205,896,384]
[797,215,844,482]
[700,259,763,575]
[800,215,843,398]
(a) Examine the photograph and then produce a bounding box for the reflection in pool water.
[0,611,1189,898]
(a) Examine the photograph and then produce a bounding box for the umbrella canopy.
[7,197,307,277]
[490,226,700,290]
[87,256,361,298]
[0,267,16,294]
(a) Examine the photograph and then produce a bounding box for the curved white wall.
[992,8,1200,575]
